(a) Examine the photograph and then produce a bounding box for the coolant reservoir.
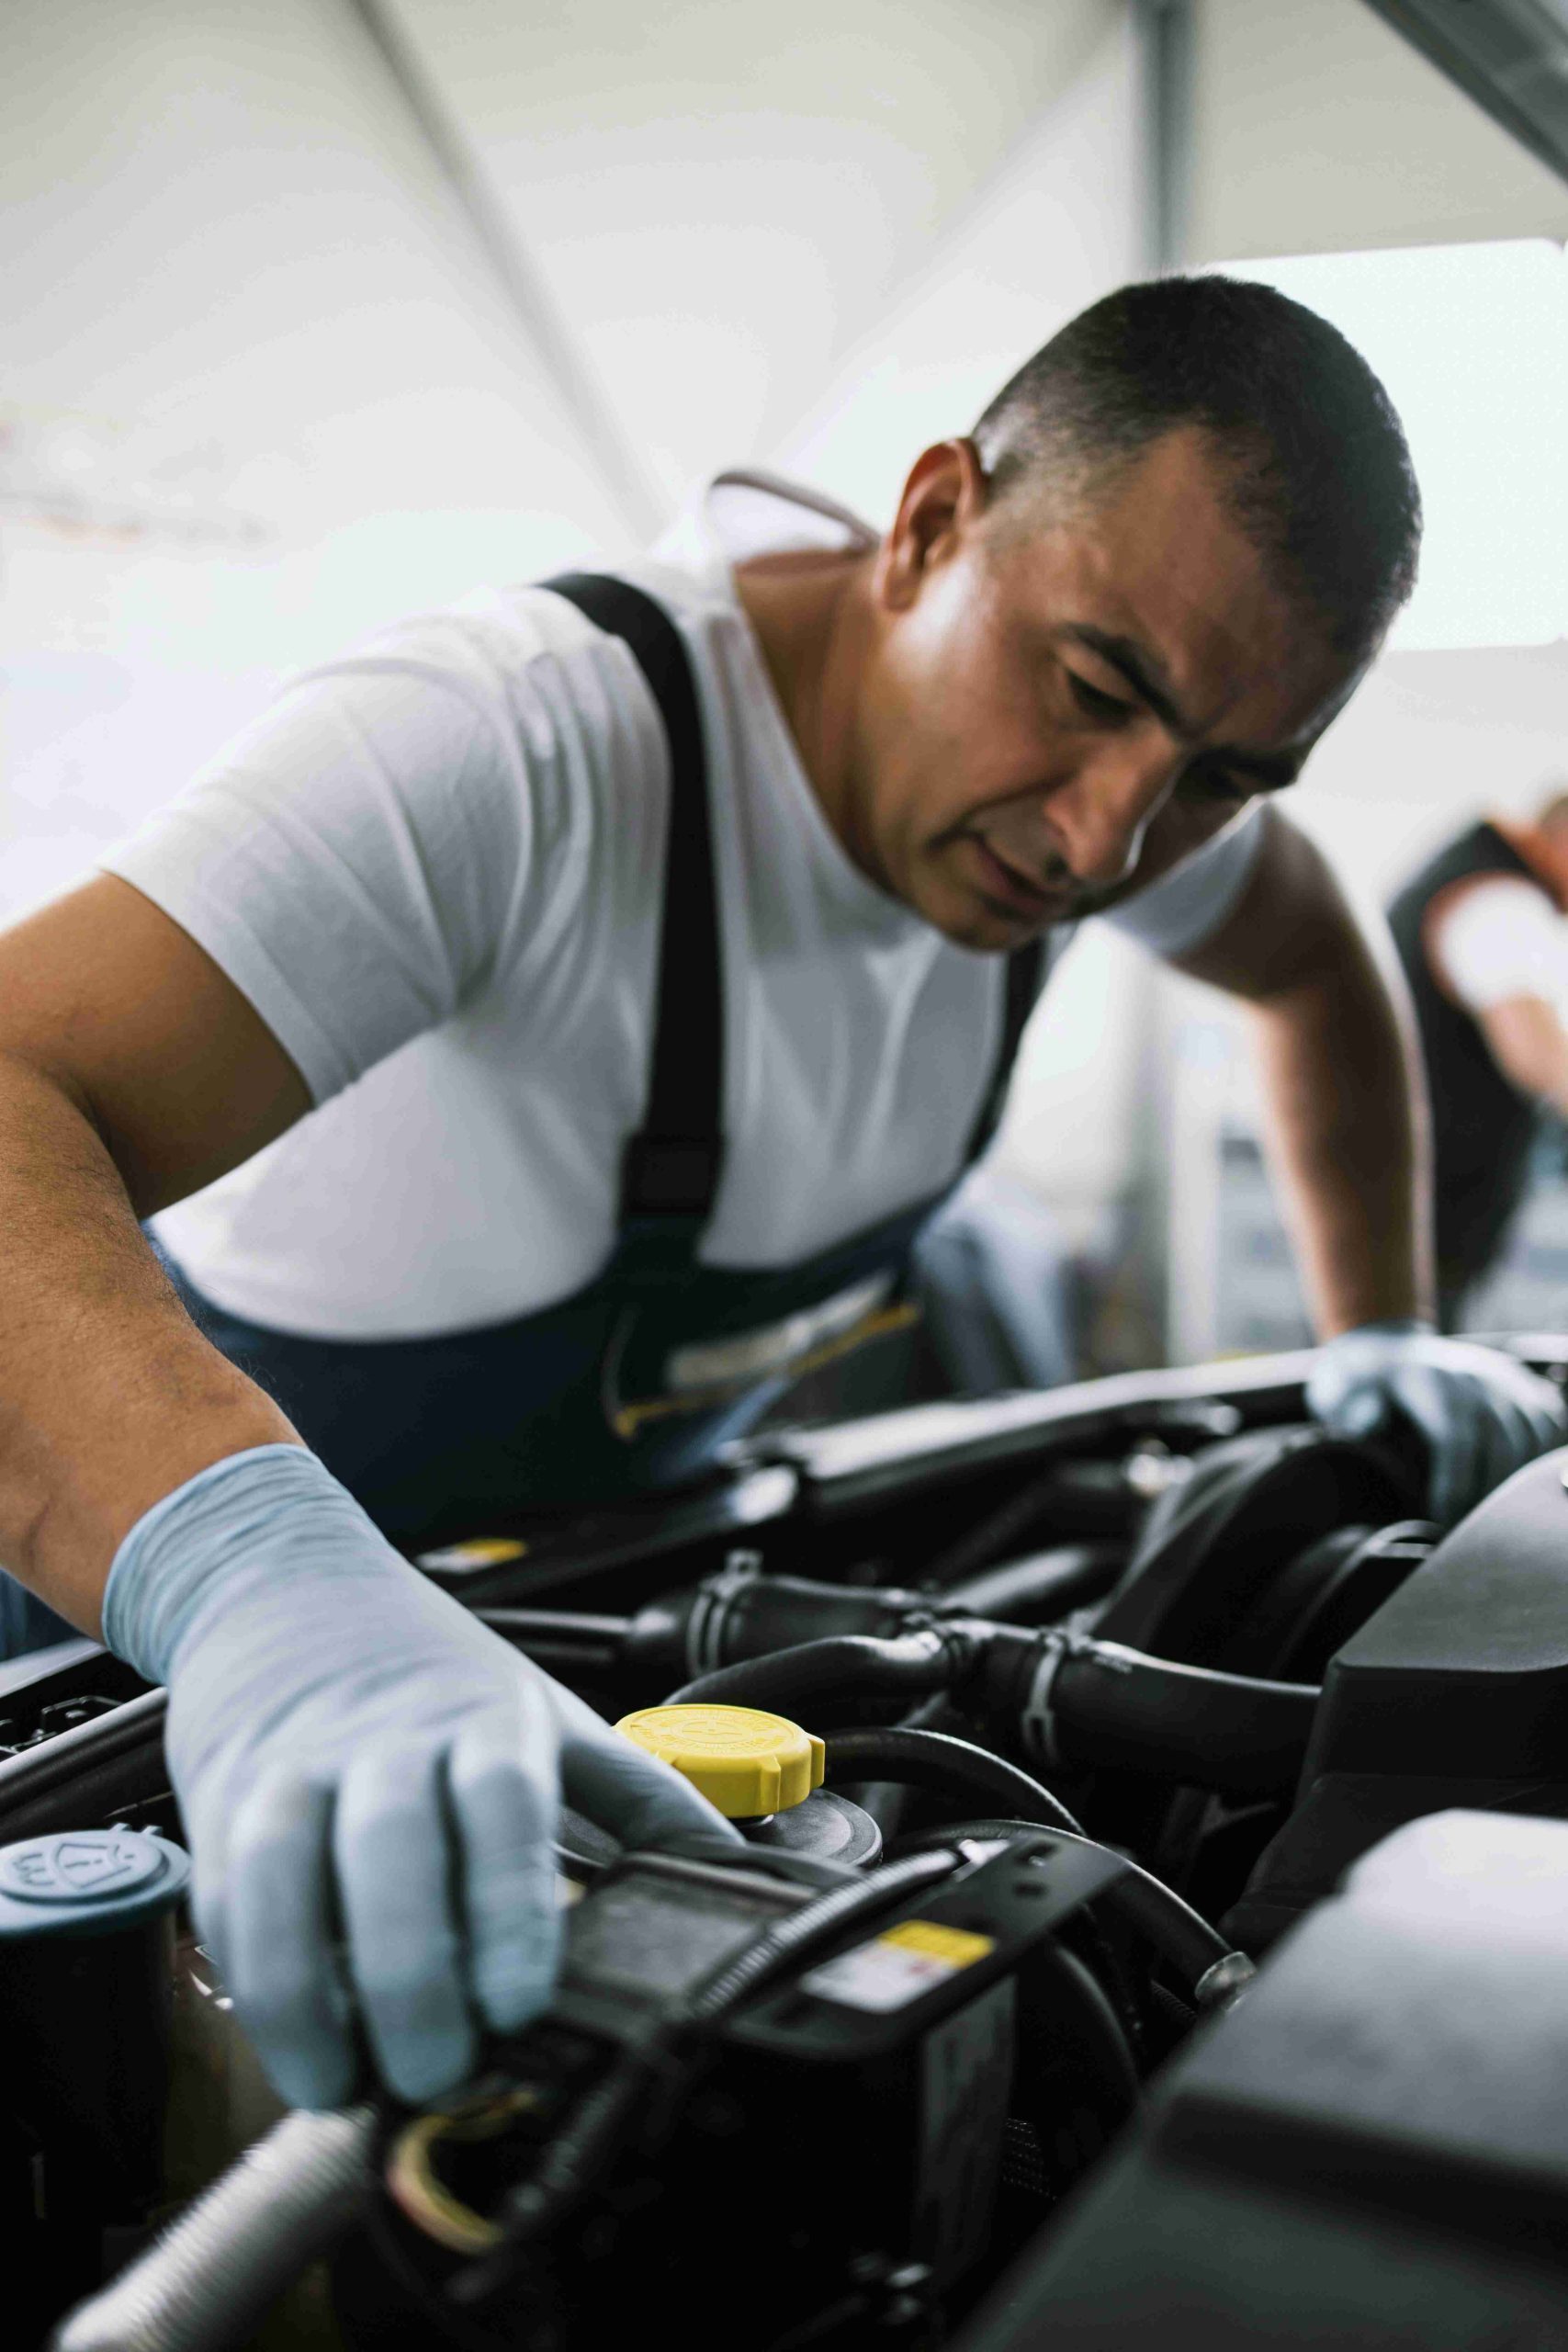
[616,1703,881,1867]
[0,1824,192,2218]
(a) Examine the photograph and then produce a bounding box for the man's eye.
[1066,671,1134,724]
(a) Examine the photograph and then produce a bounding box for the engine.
[9,1340,1568,2349]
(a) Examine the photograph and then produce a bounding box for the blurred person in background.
[1389,783,1568,1330]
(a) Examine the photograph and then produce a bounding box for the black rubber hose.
[942,1541,1123,1624]
[887,1816,1232,1992]
[1048,1642,1318,1797]
[0,1688,168,1838]
[918,1469,1067,1590]
[823,1725,1085,1838]
[477,1608,630,1677]
[663,1627,958,1712]
[1018,1939,1142,2121]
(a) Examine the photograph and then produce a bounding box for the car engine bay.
[10,1339,1568,2350]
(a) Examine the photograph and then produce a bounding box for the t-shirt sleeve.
[1100,805,1265,959]
[1428,875,1568,1015]
[100,632,551,1105]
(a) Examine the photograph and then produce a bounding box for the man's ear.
[875,438,990,613]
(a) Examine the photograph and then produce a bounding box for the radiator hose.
[665,1623,1319,1799]
[1015,1631,1318,1798]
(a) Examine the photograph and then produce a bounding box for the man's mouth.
[963,832,1068,921]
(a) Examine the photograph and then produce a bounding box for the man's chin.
[921,885,1063,953]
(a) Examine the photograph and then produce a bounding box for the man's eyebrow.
[1063,625,1190,731]
[1063,624,1302,790]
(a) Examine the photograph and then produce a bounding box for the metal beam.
[1359,2,1568,188]
[338,0,664,539]
[1136,0,1197,275]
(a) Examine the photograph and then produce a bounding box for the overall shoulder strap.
[962,933,1054,1165]
[543,573,726,1230]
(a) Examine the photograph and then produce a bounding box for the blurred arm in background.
[1428,874,1568,1115]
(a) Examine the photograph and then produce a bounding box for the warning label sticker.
[799,1918,996,2014]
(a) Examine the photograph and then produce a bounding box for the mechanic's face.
[847,428,1368,949]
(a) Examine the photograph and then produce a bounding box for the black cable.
[887,1816,1232,1992]
[823,1725,1085,1838]
[0,1686,168,1837]
[942,1541,1123,1623]
[684,1847,957,2022]
[1015,1938,1142,2121]
[477,1607,630,1677]
[663,1627,959,1712]
[918,1469,1068,1590]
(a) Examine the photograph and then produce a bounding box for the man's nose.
[1046,746,1179,888]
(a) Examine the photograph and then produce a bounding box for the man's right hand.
[105,1445,737,2110]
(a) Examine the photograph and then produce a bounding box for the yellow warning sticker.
[879,1920,996,1969]
[798,1918,996,2014]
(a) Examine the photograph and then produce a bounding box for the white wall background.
[2,0,1140,913]
[1190,0,1568,258]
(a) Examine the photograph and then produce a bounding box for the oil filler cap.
[0,1826,191,1939]
[615,1703,826,1818]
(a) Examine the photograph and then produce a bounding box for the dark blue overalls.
[0,577,1046,1654]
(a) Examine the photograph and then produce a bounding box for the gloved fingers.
[223,1771,355,2110]
[448,1697,562,2036]
[1496,1363,1568,1455]
[1392,1361,1482,1525]
[333,1737,475,2106]
[183,1812,233,2001]
[1308,1371,1392,1442]
[552,1683,743,1850]
[1471,1382,1539,1498]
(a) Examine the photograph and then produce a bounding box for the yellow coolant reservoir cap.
[615,1704,826,1818]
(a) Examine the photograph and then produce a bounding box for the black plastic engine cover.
[957,1811,1568,2349]
[1093,1429,1417,1667]
[1229,1447,1568,1948]
[1301,1446,1568,1784]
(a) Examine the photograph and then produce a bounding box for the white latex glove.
[1306,1319,1567,1525]
[105,1445,737,2109]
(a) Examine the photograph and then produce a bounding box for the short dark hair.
[972,275,1421,657]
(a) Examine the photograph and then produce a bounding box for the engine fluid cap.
[0,1826,191,1939]
[615,1703,826,1818]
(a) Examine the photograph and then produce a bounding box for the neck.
[733,548,877,851]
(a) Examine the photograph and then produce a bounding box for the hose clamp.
[1020,1627,1100,1772]
[684,1551,763,1676]
[1193,1951,1257,2013]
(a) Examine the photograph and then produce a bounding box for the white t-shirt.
[1429,874,1568,1018]
[106,469,1261,1341]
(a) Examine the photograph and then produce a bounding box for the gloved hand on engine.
[1306,1319,1567,1525]
[105,1444,738,2110]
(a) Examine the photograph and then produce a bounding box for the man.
[1389,785,1568,1328]
[0,277,1560,2116]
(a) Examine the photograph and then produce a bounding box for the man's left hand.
[1307,1320,1568,1525]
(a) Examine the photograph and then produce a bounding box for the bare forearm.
[1175,810,1433,1337]
[0,1053,296,1631]
[1247,949,1432,1334]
